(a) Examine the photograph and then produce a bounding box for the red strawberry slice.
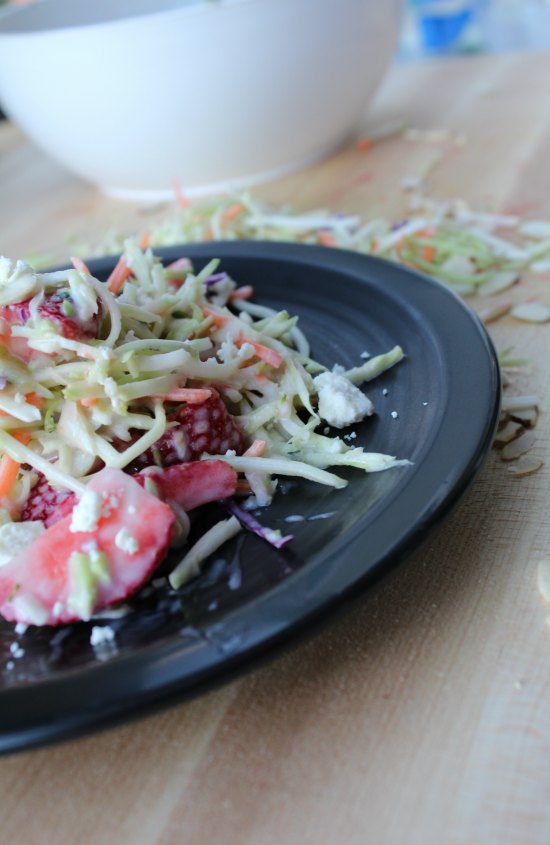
[0,292,101,351]
[19,472,72,527]
[37,293,101,340]
[135,460,237,510]
[37,460,238,529]
[0,468,175,626]
[124,391,245,472]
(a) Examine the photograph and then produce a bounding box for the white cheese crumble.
[391,411,399,419]
[313,371,374,428]
[114,527,139,555]
[90,625,116,647]
[0,521,45,568]
[70,489,103,534]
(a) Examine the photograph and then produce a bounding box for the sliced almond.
[501,395,539,412]
[510,407,539,428]
[537,560,550,602]
[494,419,524,447]
[500,431,536,461]
[478,271,519,296]
[478,300,512,324]
[519,220,550,240]
[508,455,543,476]
[510,302,550,323]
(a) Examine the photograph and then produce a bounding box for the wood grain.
[1,52,550,845]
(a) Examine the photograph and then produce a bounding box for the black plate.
[0,242,500,753]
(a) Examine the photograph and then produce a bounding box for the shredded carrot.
[107,255,132,294]
[414,227,437,239]
[235,337,284,369]
[80,397,98,408]
[394,238,406,256]
[221,202,245,226]
[167,257,192,272]
[154,388,212,404]
[0,455,20,498]
[243,439,267,457]
[174,182,190,208]
[318,231,337,248]
[228,285,254,302]
[138,231,151,249]
[71,256,91,274]
[201,306,229,328]
[356,137,373,153]
[25,392,43,409]
[0,430,31,498]
[13,431,32,446]
[422,245,436,262]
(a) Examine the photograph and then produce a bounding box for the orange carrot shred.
[228,285,254,302]
[423,245,436,262]
[356,137,373,153]
[0,455,21,498]
[243,439,267,457]
[0,430,32,498]
[235,337,284,369]
[25,392,43,409]
[174,182,190,208]
[221,203,245,226]
[201,306,229,328]
[107,255,132,294]
[153,388,212,404]
[138,231,151,249]
[318,231,337,248]
[71,256,91,274]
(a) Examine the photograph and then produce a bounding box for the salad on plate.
[0,243,407,628]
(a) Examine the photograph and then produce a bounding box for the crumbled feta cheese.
[11,593,50,626]
[14,622,27,636]
[237,342,255,362]
[391,411,399,419]
[70,489,102,534]
[0,521,45,568]
[5,660,14,671]
[115,527,139,555]
[313,371,374,428]
[382,389,389,397]
[0,256,13,284]
[9,642,25,658]
[90,625,116,647]
[360,350,371,359]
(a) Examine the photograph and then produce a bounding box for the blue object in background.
[402,0,485,57]
[416,1,474,53]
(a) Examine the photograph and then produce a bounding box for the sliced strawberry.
[124,390,245,472]
[19,472,72,527]
[0,468,175,626]
[40,460,238,529]
[136,460,237,510]
[0,292,101,350]
[37,293,101,340]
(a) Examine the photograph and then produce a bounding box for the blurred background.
[400,0,550,58]
[1,0,550,59]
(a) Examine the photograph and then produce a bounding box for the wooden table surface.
[1,52,550,845]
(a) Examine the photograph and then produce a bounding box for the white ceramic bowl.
[0,0,402,201]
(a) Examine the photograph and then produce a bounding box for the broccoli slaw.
[0,242,407,626]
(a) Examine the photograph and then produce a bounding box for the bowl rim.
[0,0,269,37]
